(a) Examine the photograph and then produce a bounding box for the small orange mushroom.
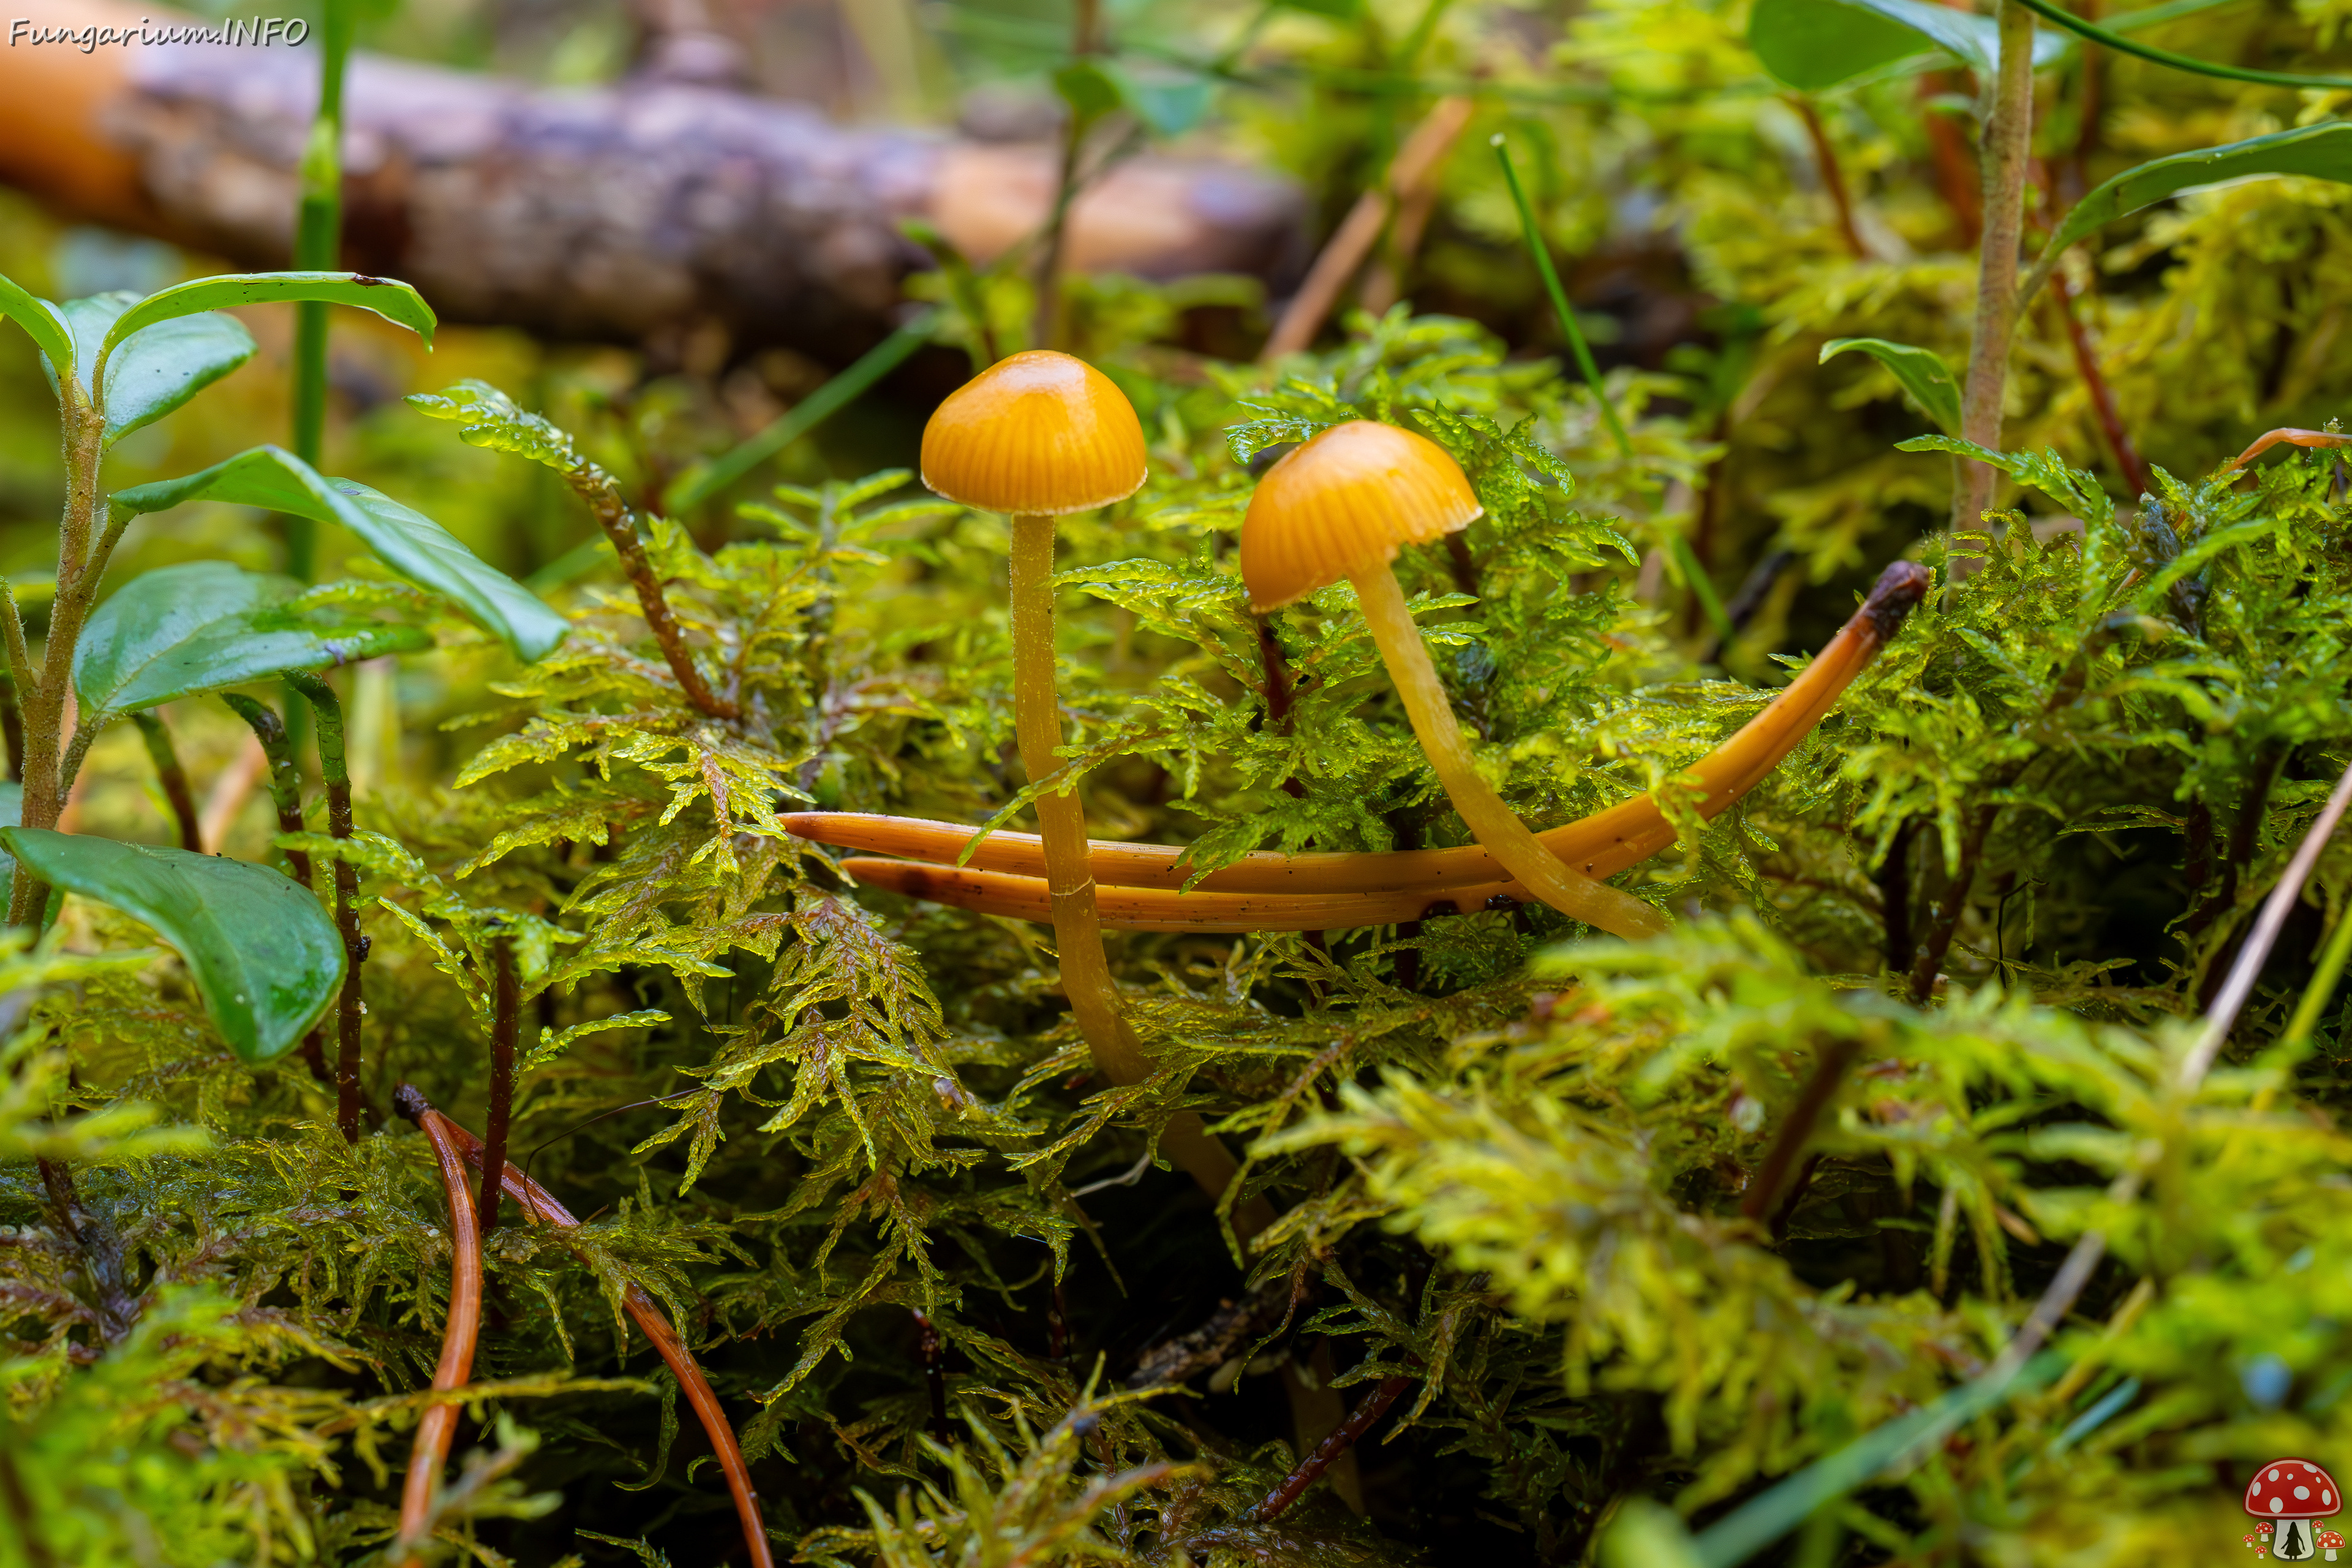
[921,352,1264,1221]
[921,350,1148,1084]
[1241,420,1668,940]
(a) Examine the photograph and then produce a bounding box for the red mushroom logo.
[2319,1528,2345,1561]
[2247,1459,2343,1561]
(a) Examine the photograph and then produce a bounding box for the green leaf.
[108,447,568,663]
[2043,122,2352,258]
[1748,0,2065,89]
[75,562,431,718]
[405,380,596,478]
[1599,1501,1706,1568]
[1107,64,1216,137]
[1819,337,1962,435]
[1053,59,1126,121]
[0,828,342,1064]
[97,271,435,364]
[45,292,259,445]
[99,315,258,445]
[0,273,78,395]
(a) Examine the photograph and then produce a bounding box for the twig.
[222,695,313,888]
[570,473,739,720]
[288,673,366,1141]
[390,1086,483,1567]
[478,936,519,1237]
[913,1309,951,1444]
[428,1101,777,1568]
[1741,1036,1863,1223]
[1952,0,2037,538]
[1246,1373,1411,1522]
[35,1157,137,1344]
[130,711,203,852]
[1789,96,1869,259]
[2049,264,2150,498]
[1261,96,1474,360]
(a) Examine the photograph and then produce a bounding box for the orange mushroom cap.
[919,350,1148,516]
[1239,420,1483,612]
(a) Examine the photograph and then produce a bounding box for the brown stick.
[1789,96,1869,260]
[1740,1036,1863,1223]
[1261,96,1474,360]
[130,710,203,852]
[1951,0,2037,539]
[571,475,739,720]
[477,936,519,1236]
[36,1156,137,1344]
[390,1089,483,1566]
[2050,266,2150,498]
[428,1103,778,1568]
[1921,81,1983,251]
[1246,1374,1411,1522]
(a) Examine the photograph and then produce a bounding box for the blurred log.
[0,0,1306,360]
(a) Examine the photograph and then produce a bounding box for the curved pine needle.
[797,559,1929,928]
[431,1104,778,1568]
[394,1090,483,1566]
[2225,427,2352,471]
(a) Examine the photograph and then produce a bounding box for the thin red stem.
[393,1093,483,1565]
[1248,1374,1412,1522]
[424,1099,777,1568]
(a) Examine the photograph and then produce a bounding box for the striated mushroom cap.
[1239,420,1483,612]
[920,350,1148,516]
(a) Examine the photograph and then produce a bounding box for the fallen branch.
[425,1101,777,1568]
[0,0,1304,356]
[391,1087,483,1568]
[794,560,1928,931]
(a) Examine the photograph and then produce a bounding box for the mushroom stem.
[1348,565,1668,940]
[1009,514,1264,1219]
[1008,512,1146,1082]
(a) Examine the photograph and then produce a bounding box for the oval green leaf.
[1749,0,2065,89]
[45,292,260,445]
[0,273,78,397]
[0,827,342,1063]
[1819,337,1961,436]
[2043,121,2352,259]
[108,447,569,663]
[75,561,432,718]
[98,271,435,365]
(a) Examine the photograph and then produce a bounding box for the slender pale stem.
[1007,513,1144,1081]
[1006,514,1262,1218]
[1349,565,1668,940]
[1952,0,2037,540]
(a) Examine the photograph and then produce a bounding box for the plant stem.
[429,1098,778,1568]
[571,473,739,720]
[286,0,353,581]
[1742,1037,1863,1223]
[221,695,313,887]
[1248,1374,1412,1521]
[478,935,518,1236]
[2050,268,2150,497]
[1350,565,1667,939]
[289,673,366,1141]
[1952,0,2037,539]
[1007,513,1144,1081]
[1789,96,1869,260]
[36,1156,136,1343]
[1494,135,1633,462]
[130,711,202,852]
[390,1087,482,1566]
